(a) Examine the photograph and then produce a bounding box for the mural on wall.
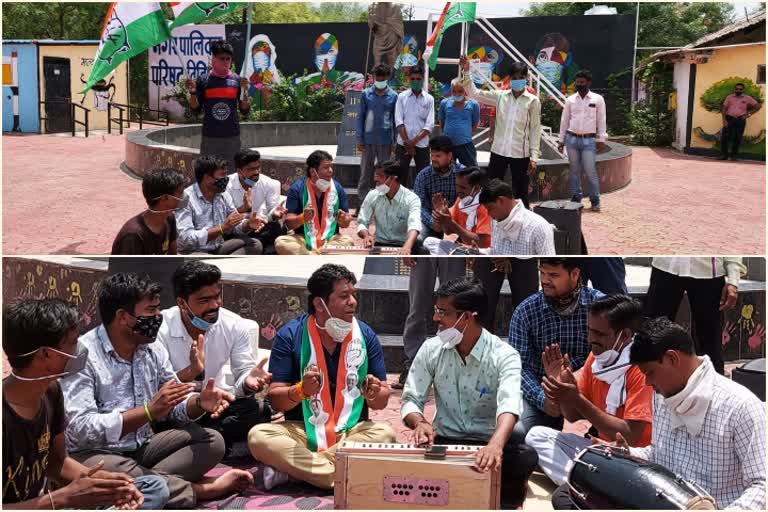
[78,68,117,112]
[294,32,364,90]
[241,34,281,96]
[693,76,766,155]
[467,45,503,86]
[530,32,580,95]
[722,300,766,360]
[394,35,420,71]
[2,51,21,132]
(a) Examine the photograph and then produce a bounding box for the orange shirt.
[577,352,653,447]
[449,199,492,248]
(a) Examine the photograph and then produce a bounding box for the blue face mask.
[510,79,527,92]
[374,80,388,90]
[243,176,258,187]
[452,95,465,102]
[183,301,217,331]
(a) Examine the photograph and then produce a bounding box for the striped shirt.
[489,202,555,256]
[508,287,605,410]
[193,72,249,138]
[413,163,462,235]
[630,359,765,510]
[462,75,542,161]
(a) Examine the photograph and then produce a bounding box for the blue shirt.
[438,98,480,145]
[356,87,398,146]
[269,314,387,423]
[508,287,605,411]
[285,178,349,237]
[413,162,463,236]
[192,73,249,138]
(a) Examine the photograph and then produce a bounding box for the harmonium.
[334,442,500,509]
[319,246,401,255]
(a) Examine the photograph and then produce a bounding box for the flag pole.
[242,2,254,101]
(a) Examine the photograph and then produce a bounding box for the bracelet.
[299,213,305,224]
[294,381,309,401]
[143,402,154,423]
[218,224,225,236]
[48,489,56,510]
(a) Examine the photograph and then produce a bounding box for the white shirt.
[156,306,258,398]
[558,91,608,143]
[630,359,765,510]
[489,202,555,255]
[651,257,746,287]
[395,89,435,148]
[225,173,282,219]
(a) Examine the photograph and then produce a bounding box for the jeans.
[509,397,564,444]
[565,134,599,206]
[134,475,171,509]
[453,142,478,167]
[579,257,627,295]
[722,115,747,157]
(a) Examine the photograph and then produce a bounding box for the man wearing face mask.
[275,150,355,255]
[623,318,765,510]
[156,261,272,456]
[227,149,286,254]
[507,258,604,444]
[60,273,254,509]
[3,298,171,510]
[424,166,491,255]
[401,278,538,509]
[248,264,395,490]
[112,168,185,255]
[356,64,398,203]
[439,79,480,167]
[460,57,542,209]
[557,69,607,212]
[525,295,653,499]
[176,155,265,254]
[187,39,250,173]
[480,179,555,255]
[357,159,421,254]
[395,64,435,187]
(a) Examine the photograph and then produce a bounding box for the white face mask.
[318,298,353,343]
[594,331,623,367]
[375,178,391,195]
[315,176,331,193]
[460,189,479,207]
[437,312,468,349]
[11,342,89,381]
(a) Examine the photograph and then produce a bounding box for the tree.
[523,2,736,55]
[2,2,107,40]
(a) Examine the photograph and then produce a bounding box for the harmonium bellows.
[319,246,401,255]
[334,442,500,510]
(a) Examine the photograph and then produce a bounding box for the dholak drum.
[567,445,715,509]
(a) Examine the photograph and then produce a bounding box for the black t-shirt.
[194,73,249,138]
[3,380,67,504]
[111,212,177,255]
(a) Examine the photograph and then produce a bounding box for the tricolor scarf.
[302,179,339,251]
[300,315,368,451]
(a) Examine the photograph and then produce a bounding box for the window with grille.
[757,65,766,85]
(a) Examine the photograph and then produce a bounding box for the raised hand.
[149,379,196,419]
[302,364,323,396]
[244,358,272,393]
[189,334,205,375]
[199,378,235,419]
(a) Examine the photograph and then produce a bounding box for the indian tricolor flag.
[83,2,170,93]
[423,2,476,70]
[170,2,244,30]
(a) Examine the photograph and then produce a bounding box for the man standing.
[643,257,746,375]
[472,257,539,334]
[61,273,254,509]
[439,79,480,167]
[720,82,761,161]
[624,318,765,510]
[3,298,170,510]
[248,264,395,490]
[526,295,653,495]
[401,278,538,509]
[508,258,604,442]
[395,64,435,187]
[460,57,542,209]
[176,156,264,254]
[275,150,354,254]
[187,40,250,172]
[227,149,287,254]
[156,261,272,455]
[480,179,555,255]
[356,64,398,203]
[112,168,185,255]
[357,160,421,255]
[558,69,607,212]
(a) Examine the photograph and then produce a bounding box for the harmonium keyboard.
[334,442,500,509]
[318,246,401,255]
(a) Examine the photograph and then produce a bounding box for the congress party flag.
[170,2,244,29]
[423,2,476,70]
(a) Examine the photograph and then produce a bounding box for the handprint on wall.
[747,324,765,354]
[46,276,59,298]
[68,281,83,306]
[738,304,755,332]
[261,313,284,341]
[721,319,737,347]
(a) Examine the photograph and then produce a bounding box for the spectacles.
[434,307,463,318]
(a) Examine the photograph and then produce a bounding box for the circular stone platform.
[125,122,632,208]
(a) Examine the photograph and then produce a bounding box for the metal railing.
[108,102,170,134]
[39,100,90,137]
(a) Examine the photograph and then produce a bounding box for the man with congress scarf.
[248,264,395,490]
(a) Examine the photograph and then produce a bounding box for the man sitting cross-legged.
[248,264,396,490]
[60,273,253,509]
[401,277,538,509]
[156,260,273,456]
[3,298,170,510]
[525,295,653,492]
[357,159,422,255]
